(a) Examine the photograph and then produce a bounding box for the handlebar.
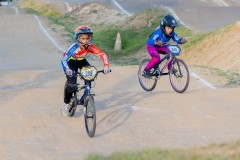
[97,69,112,74]
[161,42,180,46]
[72,69,112,77]
[97,70,104,73]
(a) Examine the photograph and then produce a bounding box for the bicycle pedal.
[153,72,159,77]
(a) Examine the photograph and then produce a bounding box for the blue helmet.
[160,15,179,37]
[74,25,93,44]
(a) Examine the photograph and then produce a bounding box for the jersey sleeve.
[88,44,110,67]
[147,29,160,46]
[61,43,79,71]
[172,32,182,44]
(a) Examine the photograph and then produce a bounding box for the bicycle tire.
[138,58,157,91]
[84,95,96,137]
[169,58,190,93]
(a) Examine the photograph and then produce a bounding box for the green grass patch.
[49,14,77,40]
[94,26,150,56]
[86,141,240,160]
[18,0,61,19]
[193,65,240,87]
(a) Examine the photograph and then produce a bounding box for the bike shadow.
[94,106,133,137]
[72,106,84,118]
[91,73,173,137]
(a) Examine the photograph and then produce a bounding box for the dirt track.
[0,7,240,160]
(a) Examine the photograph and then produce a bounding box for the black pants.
[64,59,90,104]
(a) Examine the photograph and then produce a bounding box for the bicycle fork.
[77,83,92,113]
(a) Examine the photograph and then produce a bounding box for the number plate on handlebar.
[80,66,98,81]
[168,45,181,56]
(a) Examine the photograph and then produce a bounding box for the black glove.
[181,38,187,44]
[155,40,163,46]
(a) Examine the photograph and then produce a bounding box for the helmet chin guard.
[82,44,90,50]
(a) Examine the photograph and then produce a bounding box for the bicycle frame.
[154,44,181,77]
[75,81,92,105]
[152,53,174,78]
[74,69,104,106]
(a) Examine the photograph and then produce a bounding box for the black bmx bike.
[64,66,104,137]
[138,43,190,93]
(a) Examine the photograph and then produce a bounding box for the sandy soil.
[183,22,240,72]
[70,2,128,26]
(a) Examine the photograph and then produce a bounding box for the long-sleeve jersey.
[147,28,182,46]
[61,43,109,71]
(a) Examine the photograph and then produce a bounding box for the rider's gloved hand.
[181,38,187,44]
[65,68,73,76]
[155,40,163,47]
[103,66,111,74]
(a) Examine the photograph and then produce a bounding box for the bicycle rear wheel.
[169,58,190,93]
[138,59,157,91]
[84,95,96,137]
[63,81,77,117]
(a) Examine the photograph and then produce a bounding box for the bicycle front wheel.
[84,95,96,137]
[169,58,190,93]
[138,58,157,91]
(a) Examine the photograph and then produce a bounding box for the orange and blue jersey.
[61,43,109,71]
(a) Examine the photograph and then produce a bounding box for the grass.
[18,0,61,19]
[193,65,240,87]
[206,66,240,87]
[94,26,152,57]
[86,141,240,160]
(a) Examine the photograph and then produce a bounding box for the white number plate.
[168,45,181,55]
[81,66,97,81]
